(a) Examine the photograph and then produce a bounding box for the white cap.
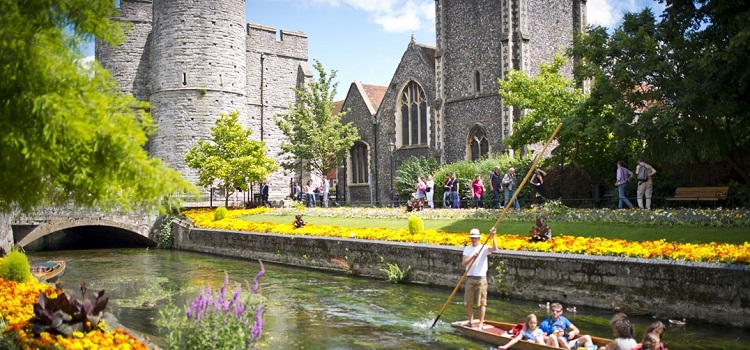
[469,229,481,238]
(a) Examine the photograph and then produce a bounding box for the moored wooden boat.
[31,260,66,282]
[451,320,611,349]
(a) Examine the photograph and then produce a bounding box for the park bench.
[665,186,729,206]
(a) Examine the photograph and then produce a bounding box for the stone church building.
[339,0,586,205]
[96,0,585,204]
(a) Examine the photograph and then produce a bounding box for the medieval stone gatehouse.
[96,0,310,202]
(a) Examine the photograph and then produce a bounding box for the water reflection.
[28,249,750,349]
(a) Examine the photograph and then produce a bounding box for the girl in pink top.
[472,174,484,209]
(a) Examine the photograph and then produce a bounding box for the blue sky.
[86,0,665,100]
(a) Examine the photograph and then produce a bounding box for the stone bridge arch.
[16,217,157,247]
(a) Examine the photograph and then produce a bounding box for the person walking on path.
[426,175,435,208]
[321,176,331,208]
[260,182,270,207]
[471,173,484,209]
[443,174,453,208]
[635,158,657,209]
[502,168,520,209]
[489,166,503,208]
[616,161,634,209]
[530,168,547,203]
[462,227,498,332]
[450,172,460,209]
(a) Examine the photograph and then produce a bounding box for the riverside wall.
[172,220,750,328]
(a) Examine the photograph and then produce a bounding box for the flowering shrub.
[0,277,147,349]
[258,206,750,228]
[183,208,750,265]
[157,266,266,350]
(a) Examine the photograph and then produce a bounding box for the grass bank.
[243,214,750,245]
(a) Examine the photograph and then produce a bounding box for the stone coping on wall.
[171,221,750,329]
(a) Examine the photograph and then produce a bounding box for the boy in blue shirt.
[540,303,594,349]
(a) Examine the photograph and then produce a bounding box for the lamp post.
[388,141,396,207]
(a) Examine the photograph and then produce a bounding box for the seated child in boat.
[540,302,594,349]
[630,332,661,350]
[603,313,636,350]
[499,314,557,349]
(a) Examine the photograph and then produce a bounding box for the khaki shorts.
[464,278,488,307]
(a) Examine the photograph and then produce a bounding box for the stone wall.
[173,223,750,328]
[245,24,310,201]
[96,0,152,100]
[0,212,12,254]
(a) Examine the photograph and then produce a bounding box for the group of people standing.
[414,166,546,210]
[462,226,667,350]
[615,158,657,210]
[292,177,332,208]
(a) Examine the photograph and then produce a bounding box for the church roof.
[331,100,344,115]
[417,43,436,65]
[359,83,388,112]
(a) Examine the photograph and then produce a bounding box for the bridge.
[1,206,163,252]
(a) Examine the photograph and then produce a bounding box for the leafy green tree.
[570,3,750,183]
[496,54,617,176]
[498,54,586,150]
[185,111,277,207]
[0,0,194,213]
[274,60,359,178]
[394,156,439,200]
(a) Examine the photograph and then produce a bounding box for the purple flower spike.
[252,263,265,294]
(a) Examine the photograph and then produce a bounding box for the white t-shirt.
[322,179,330,192]
[462,244,490,277]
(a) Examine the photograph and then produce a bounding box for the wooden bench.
[665,186,729,205]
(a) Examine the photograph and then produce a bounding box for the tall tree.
[274,60,359,178]
[498,54,587,159]
[185,111,278,207]
[570,2,750,183]
[0,0,194,212]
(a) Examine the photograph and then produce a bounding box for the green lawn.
[242,214,750,245]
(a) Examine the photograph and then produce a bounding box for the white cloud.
[587,0,664,29]
[587,0,617,28]
[316,0,435,33]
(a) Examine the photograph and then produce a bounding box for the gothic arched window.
[399,81,428,146]
[349,142,369,184]
[469,126,490,161]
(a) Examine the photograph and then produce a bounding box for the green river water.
[28,249,750,349]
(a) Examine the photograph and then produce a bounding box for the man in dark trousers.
[489,166,503,208]
[260,182,270,207]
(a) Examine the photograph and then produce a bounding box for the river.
[28,249,750,349]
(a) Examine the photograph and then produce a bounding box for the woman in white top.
[425,175,435,208]
[604,313,637,350]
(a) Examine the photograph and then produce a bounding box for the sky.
[86,0,666,101]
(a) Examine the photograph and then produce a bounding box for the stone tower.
[149,0,247,184]
[434,0,586,163]
[95,0,152,101]
[96,1,310,201]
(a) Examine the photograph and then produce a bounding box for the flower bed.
[182,208,750,265]
[264,205,750,227]
[0,275,148,349]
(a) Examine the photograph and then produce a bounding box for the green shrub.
[407,214,424,235]
[214,206,228,221]
[395,156,440,201]
[157,214,176,249]
[380,261,411,283]
[0,250,31,282]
